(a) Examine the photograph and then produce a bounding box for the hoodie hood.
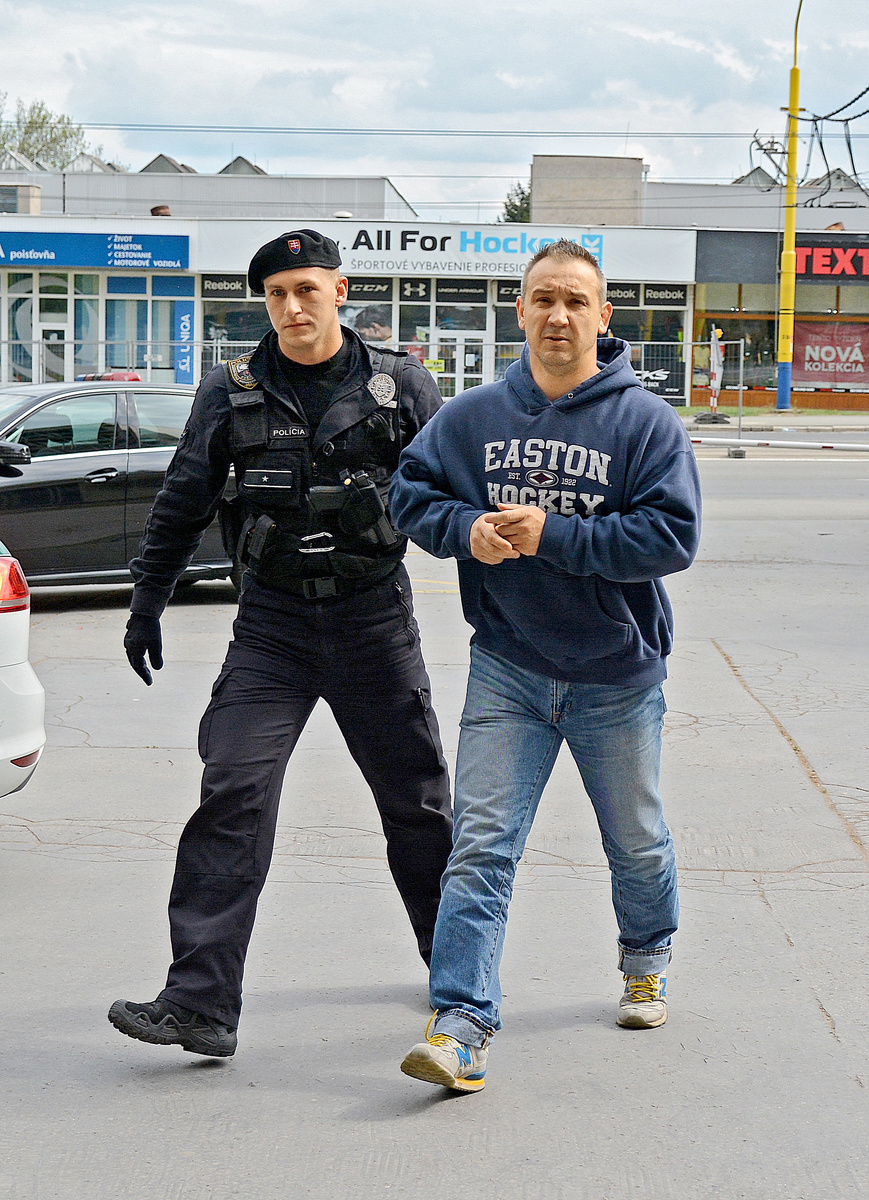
[505,336,642,413]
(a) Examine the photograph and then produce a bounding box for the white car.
[0,536,45,795]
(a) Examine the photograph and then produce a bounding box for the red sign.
[794,234,869,281]
[792,322,869,387]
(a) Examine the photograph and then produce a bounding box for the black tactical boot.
[108,998,237,1057]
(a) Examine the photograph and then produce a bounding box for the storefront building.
[694,229,869,407]
[2,214,868,406]
[0,215,695,397]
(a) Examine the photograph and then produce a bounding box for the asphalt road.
[3,450,868,1200]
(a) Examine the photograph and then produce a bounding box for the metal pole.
[776,0,804,412]
[738,337,745,439]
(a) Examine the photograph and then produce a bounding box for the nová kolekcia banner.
[792,322,869,388]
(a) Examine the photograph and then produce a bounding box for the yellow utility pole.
[776,0,805,410]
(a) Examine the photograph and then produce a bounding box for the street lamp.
[776,0,805,411]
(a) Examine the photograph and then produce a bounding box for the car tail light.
[0,557,30,612]
[11,749,40,767]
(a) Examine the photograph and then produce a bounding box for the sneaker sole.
[107,1003,236,1057]
[400,1052,485,1092]
[617,1008,668,1030]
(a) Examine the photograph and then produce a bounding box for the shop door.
[40,328,71,383]
[36,273,74,382]
[431,332,485,398]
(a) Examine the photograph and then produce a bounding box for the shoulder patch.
[226,354,258,390]
[367,372,398,408]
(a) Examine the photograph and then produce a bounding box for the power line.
[73,122,869,140]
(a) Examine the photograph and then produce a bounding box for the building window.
[740,284,777,313]
[694,283,739,312]
[795,284,837,314]
[838,285,869,315]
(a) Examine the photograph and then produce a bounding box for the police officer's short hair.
[521,239,607,306]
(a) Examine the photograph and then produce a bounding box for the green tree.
[498,180,531,223]
[0,94,91,169]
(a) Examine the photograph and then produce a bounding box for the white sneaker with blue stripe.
[617,972,668,1028]
[401,1016,488,1092]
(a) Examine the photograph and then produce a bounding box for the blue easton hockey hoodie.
[390,337,702,686]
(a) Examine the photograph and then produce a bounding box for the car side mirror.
[0,440,31,477]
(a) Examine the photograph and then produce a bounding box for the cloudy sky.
[2,0,868,219]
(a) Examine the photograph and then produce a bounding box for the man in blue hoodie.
[391,240,701,1092]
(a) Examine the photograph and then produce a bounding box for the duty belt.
[255,564,397,600]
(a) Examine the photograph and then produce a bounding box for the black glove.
[124,614,163,686]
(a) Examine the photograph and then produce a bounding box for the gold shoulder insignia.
[226,353,258,390]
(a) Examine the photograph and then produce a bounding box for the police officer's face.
[517,258,612,386]
[264,268,349,364]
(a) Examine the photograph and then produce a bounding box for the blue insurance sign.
[0,231,189,270]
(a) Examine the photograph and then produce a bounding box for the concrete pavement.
[2,455,868,1199]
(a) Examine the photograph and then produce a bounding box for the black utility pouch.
[238,466,303,508]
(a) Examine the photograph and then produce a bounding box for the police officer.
[108,230,452,1058]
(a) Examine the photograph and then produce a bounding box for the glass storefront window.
[9,273,33,294]
[741,284,777,312]
[694,283,739,312]
[149,299,175,379]
[341,302,394,343]
[609,309,684,343]
[8,295,33,382]
[106,299,147,369]
[495,307,523,342]
[399,304,429,343]
[435,305,487,331]
[203,301,271,349]
[795,284,837,314]
[694,316,777,388]
[39,297,68,319]
[39,272,68,294]
[75,298,99,376]
[837,286,869,315]
[74,274,99,295]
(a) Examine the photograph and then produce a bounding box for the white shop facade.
[0,215,696,399]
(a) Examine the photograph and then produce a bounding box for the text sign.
[643,284,687,307]
[174,300,195,385]
[0,231,189,269]
[201,274,246,296]
[794,235,869,283]
[608,283,641,307]
[346,276,392,301]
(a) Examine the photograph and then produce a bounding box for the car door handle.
[85,468,120,484]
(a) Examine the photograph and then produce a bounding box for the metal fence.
[0,338,531,389]
[1,337,740,406]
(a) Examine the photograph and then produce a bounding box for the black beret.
[248,229,342,294]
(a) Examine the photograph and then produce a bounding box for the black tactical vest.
[221,347,410,596]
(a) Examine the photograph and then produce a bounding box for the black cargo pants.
[159,564,452,1026]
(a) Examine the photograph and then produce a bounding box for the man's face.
[263,267,348,362]
[517,258,613,382]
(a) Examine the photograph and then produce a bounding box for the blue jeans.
[431,645,678,1047]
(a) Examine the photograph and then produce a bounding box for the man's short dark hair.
[521,239,607,305]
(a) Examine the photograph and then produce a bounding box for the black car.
[0,382,234,588]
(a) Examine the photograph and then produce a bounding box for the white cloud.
[0,0,867,220]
